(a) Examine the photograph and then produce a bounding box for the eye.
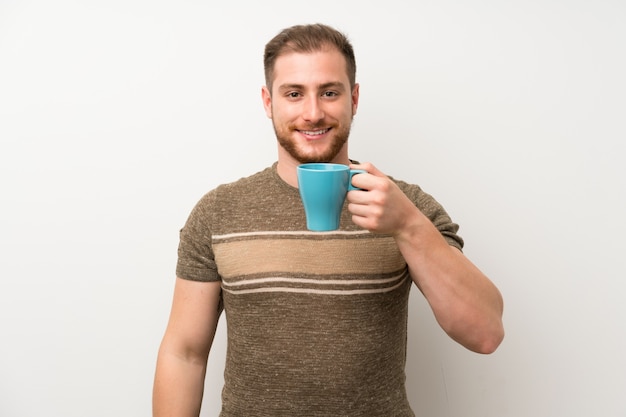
[286,91,301,98]
[322,91,338,98]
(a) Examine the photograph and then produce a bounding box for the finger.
[346,188,369,204]
[347,201,369,217]
[349,172,370,191]
[349,162,386,178]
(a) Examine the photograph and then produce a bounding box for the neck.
[276,158,301,188]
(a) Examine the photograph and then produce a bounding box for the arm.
[153,278,222,416]
[348,162,504,354]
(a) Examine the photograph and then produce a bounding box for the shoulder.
[217,165,274,194]
[195,166,276,208]
[389,176,436,209]
[185,164,300,234]
[390,176,446,216]
[389,176,464,250]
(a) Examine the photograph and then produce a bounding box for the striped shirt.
[176,163,462,416]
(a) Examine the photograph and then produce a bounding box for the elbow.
[438,294,506,354]
[446,316,505,354]
[475,327,504,354]
[472,321,505,354]
[472,294,505,354]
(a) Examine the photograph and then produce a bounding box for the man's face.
[262,48,359,164]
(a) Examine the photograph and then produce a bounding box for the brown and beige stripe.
[212,230,410,296]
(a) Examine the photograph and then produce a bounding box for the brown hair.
[263,23,357,93]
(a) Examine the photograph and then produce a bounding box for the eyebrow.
[277,81,347,93]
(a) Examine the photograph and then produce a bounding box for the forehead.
[272,49,350,89]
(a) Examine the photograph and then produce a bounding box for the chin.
[279,139,346,164]
[298,155,335,164]
[297,147,345,164]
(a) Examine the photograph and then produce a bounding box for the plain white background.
[1,0,624,416]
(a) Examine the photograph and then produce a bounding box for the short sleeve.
[395,179,464,252]
[176,191,221,282]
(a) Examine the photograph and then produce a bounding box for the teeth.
[301,129,329,136]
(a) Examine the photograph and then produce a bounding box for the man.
[153,23,504,417]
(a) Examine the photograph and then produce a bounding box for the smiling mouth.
[299,128,330,136]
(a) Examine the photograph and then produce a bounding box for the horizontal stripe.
[213,235,406,278]
[213,230,371,242]
[222,274,409,296]
[222,273,404,288]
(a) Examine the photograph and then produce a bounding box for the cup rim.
[297,163,348,172]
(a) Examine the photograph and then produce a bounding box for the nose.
[302,96,325,122]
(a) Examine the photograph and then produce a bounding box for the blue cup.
[296,163,366,231]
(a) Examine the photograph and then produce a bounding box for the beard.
[273,120,352,164]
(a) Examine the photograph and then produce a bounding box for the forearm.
[345,162,504,352]
[153,349,208,417]
[396,214,504,354]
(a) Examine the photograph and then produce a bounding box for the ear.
[351,83,360,116]
[261,86,273,118]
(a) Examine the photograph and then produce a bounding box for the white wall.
[1,1,624,416]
